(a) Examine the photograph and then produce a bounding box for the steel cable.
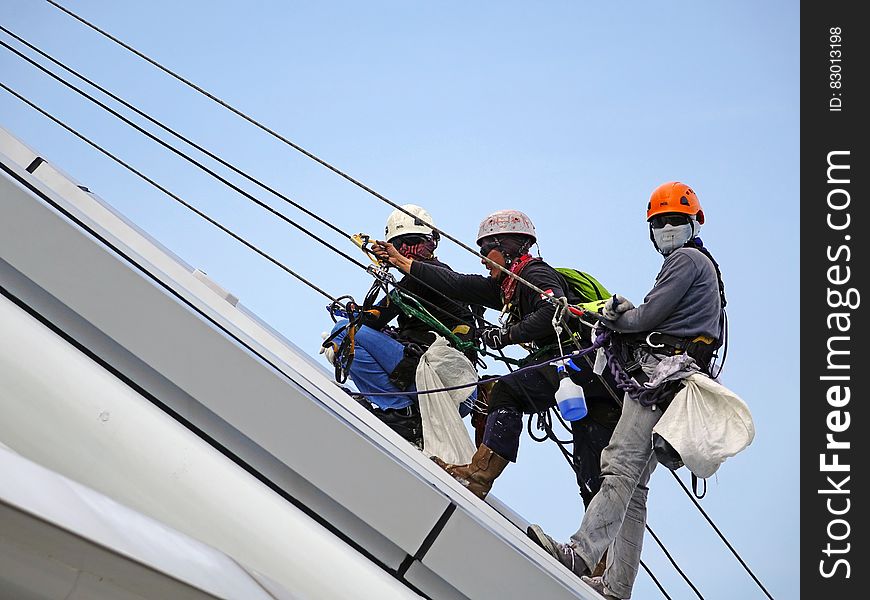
[42,0,556,302]
[669,470,775,600]
[0,24,350,245]
[0,81,336,302]
[645,524,705,599]
[0,37,370,273]
[0,30,495,334]
[20,9,762,596]
[2,53,692,600]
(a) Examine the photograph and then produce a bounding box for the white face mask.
[652,222,695,255]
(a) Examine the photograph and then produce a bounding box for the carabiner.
[645,331,666,348]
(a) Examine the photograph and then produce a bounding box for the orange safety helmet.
[647,181,705,224]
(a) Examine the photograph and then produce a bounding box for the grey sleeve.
[610,252,698,333]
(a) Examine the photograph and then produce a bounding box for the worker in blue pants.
[326,319,426,446]
[322,204,477,449]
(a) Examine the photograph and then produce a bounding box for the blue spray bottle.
[554,360,587,421]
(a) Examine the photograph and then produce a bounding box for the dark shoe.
[431,444,509,499]
[580,575,621,599]
[367,402,423,450]
[526,524,589,578]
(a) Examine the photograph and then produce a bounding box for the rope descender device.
[352,232,384,265]
[352,232,395,289]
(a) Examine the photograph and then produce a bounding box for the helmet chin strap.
[499,237,534,267]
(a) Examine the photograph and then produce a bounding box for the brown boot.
[431,444,509,499]
[591,550,607,577]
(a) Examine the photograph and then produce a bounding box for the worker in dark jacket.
[376,209,620,500]
[527,182,727,600]
[323,204,477,449]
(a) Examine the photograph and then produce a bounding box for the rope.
[669,471,775,600]
[0,24,352,243]
[4,76,721,600]
[3,13,596,384]
[515,321,704,598]
[322,296,373,384]
[645,524,705,599]
[597,329,675,407]
[0,37,369,272]
[639,559,673,600]
[360,348,595,397]
[42,0,563,306]
[0,28,505,337]
[14,12,756,596]
[0,82,338,302]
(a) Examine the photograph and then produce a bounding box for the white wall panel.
[0,293,419,600]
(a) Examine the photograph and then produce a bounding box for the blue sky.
[1,1,799,598]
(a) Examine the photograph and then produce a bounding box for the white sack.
[416,336,477,464]
[653,373,755,479]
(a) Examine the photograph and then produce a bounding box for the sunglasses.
[479,241,501,257]
[393,234,428,247]
[649,214,690,229]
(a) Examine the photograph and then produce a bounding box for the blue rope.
[359,339,605,397]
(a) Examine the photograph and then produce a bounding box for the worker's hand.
[602,294,634,321]
[319,332,337,365]
[481,325,511,350]
[373,241,413,273]
[371,241,392,262]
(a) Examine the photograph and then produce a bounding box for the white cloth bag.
[415,336,477,464]
[653,373,755,479]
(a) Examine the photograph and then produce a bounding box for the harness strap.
[387,289,477,353]
[692,474,707,499]
[600,331,679,407]
[620,331,717,374]
[621,331,715,350]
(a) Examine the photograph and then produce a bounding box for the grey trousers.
[569,353,665,599]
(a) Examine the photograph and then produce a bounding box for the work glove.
[319,332,337,365]
[481,325,511,350]
[602,294,634,321]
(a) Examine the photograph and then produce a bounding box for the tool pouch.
[388,343,425,391]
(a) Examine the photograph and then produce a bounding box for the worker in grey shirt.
[527,181,727,600]
[605,246,722,345]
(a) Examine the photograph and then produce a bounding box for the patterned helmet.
[476,209,537,245]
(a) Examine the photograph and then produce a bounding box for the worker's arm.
[609,251,696,333]
[375,240,502,308]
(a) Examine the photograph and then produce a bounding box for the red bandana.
[398,239,437,260]
[500,254,539,304]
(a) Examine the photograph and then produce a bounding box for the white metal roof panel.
[0,446,295,600]
[0,125,597,599]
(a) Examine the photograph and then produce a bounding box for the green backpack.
[555,267,611,304]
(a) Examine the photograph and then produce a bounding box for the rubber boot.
[431,444,509,499]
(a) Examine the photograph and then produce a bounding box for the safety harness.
[323,233,483,386]
[597,239,728,408]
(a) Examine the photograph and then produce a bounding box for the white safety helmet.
[476,209,537,245]
[385,204,436,242]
